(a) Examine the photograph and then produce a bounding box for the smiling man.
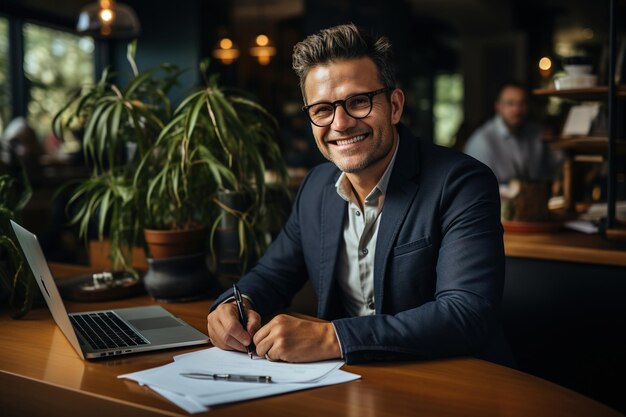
[207,23,513,366]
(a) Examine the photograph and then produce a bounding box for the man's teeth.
[335,134,366,146]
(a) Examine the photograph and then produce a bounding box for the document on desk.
[119,348,361,414]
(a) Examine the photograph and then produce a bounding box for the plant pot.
[144,226,207,259]
[143,252,221,302]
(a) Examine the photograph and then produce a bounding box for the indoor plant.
[0,165,35,318]
[53,43,289,292]
[137,60,289,280]
[53,41,184,272]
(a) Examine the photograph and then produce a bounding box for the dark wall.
[503,257,626,414]
[111,0,204,104]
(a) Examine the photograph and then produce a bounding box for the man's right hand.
[206,300,261,353]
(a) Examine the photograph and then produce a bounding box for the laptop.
[11,220,209,359]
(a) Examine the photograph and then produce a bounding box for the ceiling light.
[77,0,141,39]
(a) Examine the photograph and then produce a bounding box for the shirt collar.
[335,133,400,204]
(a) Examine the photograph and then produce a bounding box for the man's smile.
[326,132,370,146]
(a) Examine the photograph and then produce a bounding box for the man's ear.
[390,88,405,124]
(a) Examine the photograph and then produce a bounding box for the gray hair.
[292,23,397,101]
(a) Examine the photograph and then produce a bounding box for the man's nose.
[331,105,357,130]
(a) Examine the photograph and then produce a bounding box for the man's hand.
[206,300,261,353]
[253,314,341,362]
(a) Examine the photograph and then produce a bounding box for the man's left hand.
[253,314,341,362]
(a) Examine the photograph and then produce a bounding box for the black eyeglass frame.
[302,87,393,127]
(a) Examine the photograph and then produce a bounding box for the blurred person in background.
[463,81,560,185]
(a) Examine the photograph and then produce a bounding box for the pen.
[233,284,255,359]
[181,372,272,383]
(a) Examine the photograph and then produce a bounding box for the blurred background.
[1,0,626,412]
[1,0,624,289]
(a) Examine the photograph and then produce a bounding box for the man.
[207,24,512,366]
[464,82,558,184]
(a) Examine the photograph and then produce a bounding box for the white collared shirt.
[464,115,560,184]
[334,137,399,317]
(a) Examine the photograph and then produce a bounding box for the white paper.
[192,369,360,407]
[172,348,344,383]
[119,347,361,413]
[149,385,209,414]
[561,104,599,137]
[564,220,598,234]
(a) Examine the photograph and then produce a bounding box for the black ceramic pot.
[144,253,221,302]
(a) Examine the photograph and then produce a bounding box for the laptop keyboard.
[70,312,148,351]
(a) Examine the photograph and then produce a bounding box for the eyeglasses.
[302,87,392,127]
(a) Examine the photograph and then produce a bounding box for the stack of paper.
[119,348,361,413]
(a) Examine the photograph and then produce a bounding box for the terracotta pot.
[144,226,207,259]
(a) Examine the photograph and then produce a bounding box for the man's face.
[303,57,404,175]
[495,86,528,130]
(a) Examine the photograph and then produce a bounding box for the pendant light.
[77,0,141,39]
[249,0,276,65]
[213,37,240,65]
[250,33,276,65]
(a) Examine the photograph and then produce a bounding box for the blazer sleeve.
[332,159,505,364]
[210,170,313,319]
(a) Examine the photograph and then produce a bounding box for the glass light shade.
[77,0,141,39]
[249,34,276,65]
[212,37,240,65]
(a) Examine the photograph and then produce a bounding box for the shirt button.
[361,248,369,256]
[355,210,361,216]
[368,302,375,310]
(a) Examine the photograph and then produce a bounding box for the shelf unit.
[533,85,626,100]
[532,2,625,240]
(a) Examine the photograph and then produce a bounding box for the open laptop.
[11,220,209,359]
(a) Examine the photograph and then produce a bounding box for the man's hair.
[495,80,528,102]
[292,23,396,101]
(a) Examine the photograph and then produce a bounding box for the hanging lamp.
[249,34,276,65]
[212,37,240,65]
[76,0,141,39]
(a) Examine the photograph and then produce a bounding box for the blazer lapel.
[317,179,347,319]
[373,126,421,313]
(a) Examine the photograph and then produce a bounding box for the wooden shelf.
[547,136,626,154]
[533,85,626,100]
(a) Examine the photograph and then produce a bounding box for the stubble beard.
[322,128,394,174]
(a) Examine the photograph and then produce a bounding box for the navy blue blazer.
[213,124,512,366]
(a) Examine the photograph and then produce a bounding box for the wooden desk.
[0,264,622,417]
[504,230,626,266]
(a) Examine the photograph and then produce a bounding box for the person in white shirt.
[464,82,559,184]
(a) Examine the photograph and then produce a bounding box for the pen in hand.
[233,284,255,359]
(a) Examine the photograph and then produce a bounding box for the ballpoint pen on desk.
[180,372,272,383]
[233,284,255,359]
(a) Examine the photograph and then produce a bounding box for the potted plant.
[53,43,289,298]
[139,60,289,285]
[53,41,182,273]
[0,165,35,318]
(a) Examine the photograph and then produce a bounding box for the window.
[433,73,463,148]
[23,23,94,142]
[0,17,10,133]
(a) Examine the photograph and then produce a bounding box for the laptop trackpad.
[128,316,183,331]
